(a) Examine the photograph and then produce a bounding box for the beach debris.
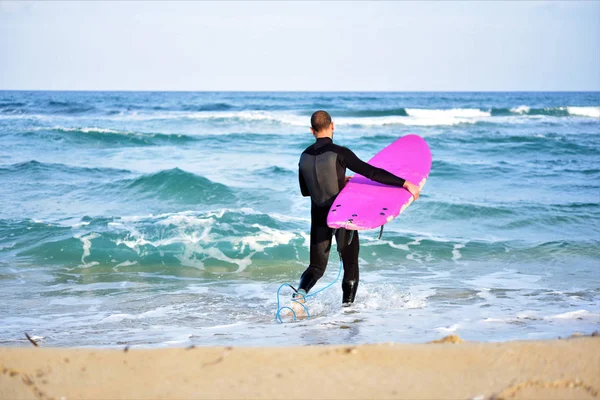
[201,348,232,367]
[186,345,196,350]
[123,345,130,352]
[429,335,464,344]
[25,332,39,347]
[202,355,224,367]
[563,331,600,339]
[334,346,358,355]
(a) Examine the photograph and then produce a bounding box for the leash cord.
[275,255,343,323]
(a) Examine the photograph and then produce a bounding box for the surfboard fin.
[378,225,384,240]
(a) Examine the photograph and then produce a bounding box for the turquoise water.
[0,91,598,347]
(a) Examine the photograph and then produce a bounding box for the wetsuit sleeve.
[299,170,310,196]
[340,147,406,187]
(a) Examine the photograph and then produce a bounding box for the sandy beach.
[1,335,598,400]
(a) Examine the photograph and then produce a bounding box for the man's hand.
[345,176,353,184]
[403,180,421,201]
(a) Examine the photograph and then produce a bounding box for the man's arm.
[299,170,310,197]
[341,147,421,200]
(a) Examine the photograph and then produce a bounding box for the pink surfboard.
[327,134,431,230]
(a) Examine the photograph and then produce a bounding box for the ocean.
[0,91,598,348]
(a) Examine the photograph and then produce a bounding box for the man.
[292,110,421,313]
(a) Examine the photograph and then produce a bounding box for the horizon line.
[1,89,599,93]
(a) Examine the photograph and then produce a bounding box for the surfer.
[293,110,421,311]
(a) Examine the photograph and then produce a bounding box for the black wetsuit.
[298,137,406,304]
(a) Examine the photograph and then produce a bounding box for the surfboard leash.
[274,255,344,323]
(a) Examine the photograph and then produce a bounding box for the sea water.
[0,91,598,347]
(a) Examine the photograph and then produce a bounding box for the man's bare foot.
[281,290,308,320]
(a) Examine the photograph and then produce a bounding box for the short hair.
[311,110,332,132]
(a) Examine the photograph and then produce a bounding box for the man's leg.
[336,229,360,305]
[298,223,334,294]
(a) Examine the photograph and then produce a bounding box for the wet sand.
[1,336,599,400]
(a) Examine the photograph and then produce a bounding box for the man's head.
[310,110,334,138]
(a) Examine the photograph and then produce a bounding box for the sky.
[0,1,599,91]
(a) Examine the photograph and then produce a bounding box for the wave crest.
[23,126,197,146]
[492,106,599,118]
[567,106,600,118]
[114,168,236,205]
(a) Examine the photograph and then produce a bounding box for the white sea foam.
[239,224,296,253]
[76,232,100,267]
[51,126,123,134]
[114,260,138,268]
[49,297,103,306]
[384,227,472,244]
[0,242,16,251]
[112,110,309,127]
[158,213,216,228]
[467,270,542,291]
[61,281,150,292]
[11,105,592,132]
[482,309,599,324]
[406,108,490,118]
[201,321,249,330]
[300,231,310,248]
[476,288,494,301]
[159,106,599,128]
[358,283,430,310]
[106,109,492,127]
[567,106,600,118]
[434,324,460,333]
[182,285,210,295]
[452,244,465,261]
[112,209,305,273]
[336,115,475,127]
[100,305,178,323]
[26,125,127,134]
[482,317,506,323]
[190,247,252,272]
[543,310,598,320]
[405,253,423,264]
[72,221,90,228]
[361,239,410,251]
[0,114,51,120]
[510,105,531,114]
[115,234,156,255]
[120,208,297,224]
